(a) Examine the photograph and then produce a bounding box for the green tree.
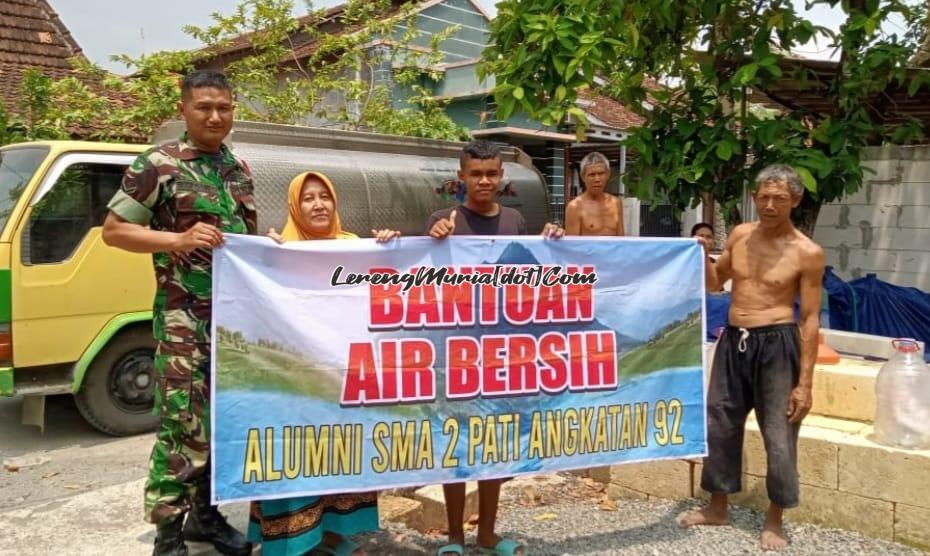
[13,69,71,141]
[0,103,26,145]
[1,52,193,143]
[483,0,930,235]
[184,0,470,138]
[2,0,468,145]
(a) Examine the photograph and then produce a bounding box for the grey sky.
[51,0,852,75]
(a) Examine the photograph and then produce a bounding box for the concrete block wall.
[607,414,930,549]
[810,359,880,422]
[814,145,930,291]
[622,198,640,236]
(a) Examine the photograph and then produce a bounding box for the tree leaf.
[800,150,832,176]
[907,72,930,97]
[715,141,733,161]
[678,120,698,137]
[628,23,639,48]
[498,95,517,120]
[794,166,817,193]
[566,58,581,77]
[767,12,784,29]
[829,131,846,154]
[764,64,783,78]
[735,63,759,85]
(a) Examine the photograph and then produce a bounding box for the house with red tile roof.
[193,0,647,224]
[0,0,84,118]
[0,0,137,139]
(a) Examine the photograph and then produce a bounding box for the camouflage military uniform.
[108,132,257,524]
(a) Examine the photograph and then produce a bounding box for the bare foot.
[761,519,789,550]
[678,506,729,528]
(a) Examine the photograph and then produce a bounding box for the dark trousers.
[700,324,801,508]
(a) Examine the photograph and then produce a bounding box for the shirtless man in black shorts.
[679,164,825,551]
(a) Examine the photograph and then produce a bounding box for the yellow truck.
[0,121,549,435]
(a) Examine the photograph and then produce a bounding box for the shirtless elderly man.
[565,152,625,236]
[680,164,825,550]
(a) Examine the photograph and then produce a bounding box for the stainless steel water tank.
[152,121,551,236]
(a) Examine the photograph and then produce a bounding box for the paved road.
[2,396,926,556]
[0,395,150,511]
[0,395,123,457]
[0,395,248,555]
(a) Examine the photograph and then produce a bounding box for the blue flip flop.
[437,543,464,556]
[477,538,525,555]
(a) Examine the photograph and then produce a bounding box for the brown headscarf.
[280,171,357,241]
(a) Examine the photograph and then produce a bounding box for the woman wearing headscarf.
[269,171,400,243]
[251,171,399,556]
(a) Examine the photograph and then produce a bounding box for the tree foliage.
[2,0,469,144]
[483,0,930,233]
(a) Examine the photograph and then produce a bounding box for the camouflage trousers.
[144,341,212,524]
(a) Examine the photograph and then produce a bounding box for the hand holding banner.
[211,235,706,503]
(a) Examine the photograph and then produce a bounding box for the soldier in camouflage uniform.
[103,70,254,556]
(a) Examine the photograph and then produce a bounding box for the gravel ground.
[350,474,926,556]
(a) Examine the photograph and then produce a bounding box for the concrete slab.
[605,483,649,501]
[608,459,693,500]
[379,494,424,530]
[412,482,479,531]
[811,362,880,422]
[895,503,930,550]
[799,414,870,435]
[838,435,930,507]
[654,409,930,543]
[586,465,611,484]
[792,481,895,540]
[0,478,250,556]
[693,468,895,540]
[821,330,923,360]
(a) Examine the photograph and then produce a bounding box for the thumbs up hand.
[429,209,457,239]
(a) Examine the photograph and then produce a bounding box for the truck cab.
[0,141,157,435]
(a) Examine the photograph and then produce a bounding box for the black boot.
[183,504,252,556]
[153,517,188,556]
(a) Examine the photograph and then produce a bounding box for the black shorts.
[700,323,801,508]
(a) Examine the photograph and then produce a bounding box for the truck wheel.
[75,326,159,436]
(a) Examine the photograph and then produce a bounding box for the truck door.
[11,153,154,371]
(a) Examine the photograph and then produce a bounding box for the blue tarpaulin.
[705,267,930,361]
[706,293,731,339]
[826,268,930,361]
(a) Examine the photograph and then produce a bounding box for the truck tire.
[75,326,159,436]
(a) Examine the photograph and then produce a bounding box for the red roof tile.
[0,0,82,69]
[0,0,85,117]
[0,0,144,140]
[577,91,645,130]
[202,4,348,60]
[196,0,410,66]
